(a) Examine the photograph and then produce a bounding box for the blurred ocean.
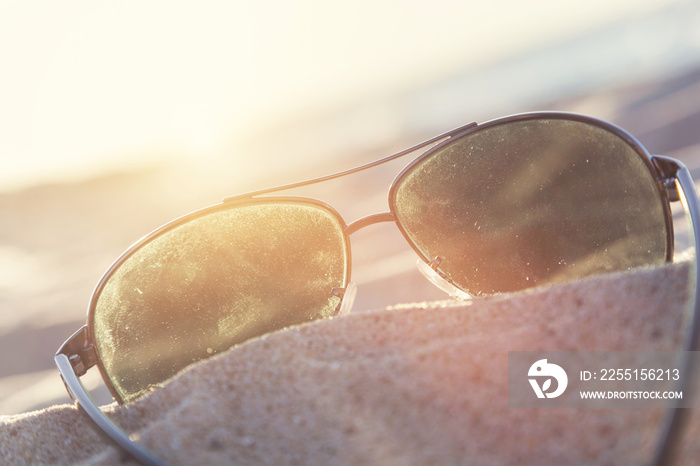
[1,0,699,193]
[240,0,700,173]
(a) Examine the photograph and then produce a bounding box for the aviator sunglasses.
[55,112,700,465]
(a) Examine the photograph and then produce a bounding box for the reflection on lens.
[393,118,670,296]
[93,201,348,402]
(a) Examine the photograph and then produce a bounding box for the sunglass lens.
[92,201,349,401]
[392,117,670,296]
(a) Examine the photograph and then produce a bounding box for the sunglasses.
[55,112,700,465]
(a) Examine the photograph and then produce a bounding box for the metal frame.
[55,352,168,466]
[55,112,700,466]
[89,197,352,403]
[388,112,676,281]
[223,122,479,202]
[648,155,700,465]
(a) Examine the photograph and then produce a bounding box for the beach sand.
[1,262,698,465]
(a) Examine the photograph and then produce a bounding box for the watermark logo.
[509,351,693,408]
[528,359,568,399]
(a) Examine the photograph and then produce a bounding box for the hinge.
[56,326,98,377]
[427,256,448,278]
[652,156,681,203]
[69,345,97,377]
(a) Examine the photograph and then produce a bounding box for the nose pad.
[333,282,358,316]
[416,258,471,300]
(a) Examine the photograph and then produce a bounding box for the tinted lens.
[92,201,348,401]
[392,117,670,296]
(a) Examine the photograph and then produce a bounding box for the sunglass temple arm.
[55,328,168,466]
[650,155,700,466]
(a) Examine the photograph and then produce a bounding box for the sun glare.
[0,0,688,192]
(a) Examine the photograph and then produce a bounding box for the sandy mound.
[1,263,698,465]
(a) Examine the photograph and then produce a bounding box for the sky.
[0,0,692,192]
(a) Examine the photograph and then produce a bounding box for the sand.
[1,262,698,465]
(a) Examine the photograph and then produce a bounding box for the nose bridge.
[346,212,396,236]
